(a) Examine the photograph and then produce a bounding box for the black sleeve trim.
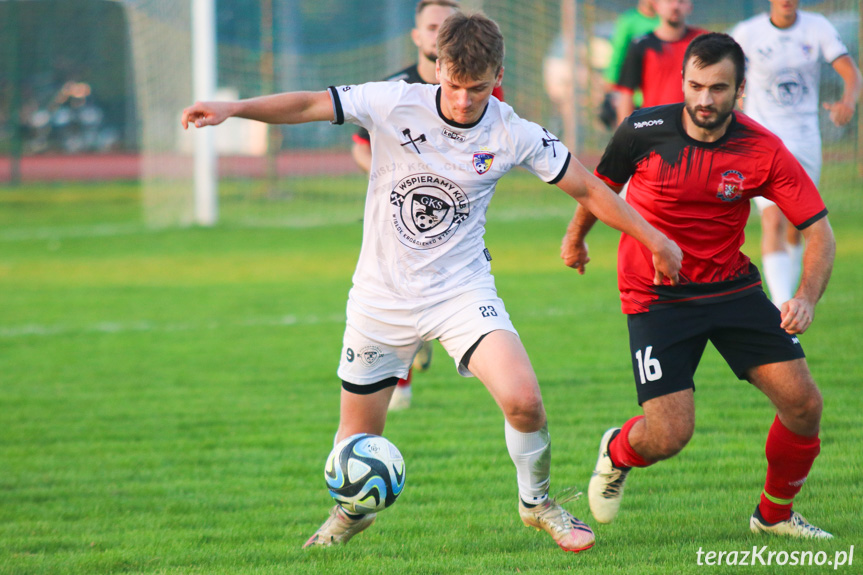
[795,208,829,231]
[342,377,399,395]
[328,86,344,125]
[548,152,571,185]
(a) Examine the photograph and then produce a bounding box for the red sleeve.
[763,145,828,229]
[492,85,504,101]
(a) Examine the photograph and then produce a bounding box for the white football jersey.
[731,11,848,149]
[328,82,569,309]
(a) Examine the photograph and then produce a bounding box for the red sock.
[759,414,820,524]
[608,415,651,468]
[397,368,413,387]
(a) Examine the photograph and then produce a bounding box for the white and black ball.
[325,433,406,514]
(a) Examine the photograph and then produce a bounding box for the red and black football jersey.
[595,104,828,314]
[616,28,708,107]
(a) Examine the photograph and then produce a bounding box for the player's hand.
[652,238,682,286]
[780,296,815,334]
[561,237,590,274]
[823,101,855,127]
[181,101,235,130]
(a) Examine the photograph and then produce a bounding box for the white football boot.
[588,428,630,524]
[519,488,595,553]
[750,506,833,539]
[302,505,376,548]
[412,340,433,372]
[387,381,412,412]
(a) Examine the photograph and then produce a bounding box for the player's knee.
[502,393,545,430]
[653,434,690,460]
[646,422,692,460]
[782,387,823,433]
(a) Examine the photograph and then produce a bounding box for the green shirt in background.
[604,7,659,107]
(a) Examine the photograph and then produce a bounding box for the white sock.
[762,251,793,307]
[787,243,804,295]
[504,420,550,504]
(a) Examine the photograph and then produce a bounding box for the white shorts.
[337,287,518,386]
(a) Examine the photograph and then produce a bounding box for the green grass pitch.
[1,168,861,574]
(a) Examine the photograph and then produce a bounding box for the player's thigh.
[465,330,544,426]
[627,306,710,406]
[337,300,423,385]
[424,288,520,378]
[639,388,695,452]
[709,291,806,383]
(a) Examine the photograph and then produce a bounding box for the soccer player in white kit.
[731,0,861,306]
[182,12,682,553]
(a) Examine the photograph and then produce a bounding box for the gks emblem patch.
[357,346,384,367]
[390,173,470,250]
[472,152,495,174]
[716,170,745,202]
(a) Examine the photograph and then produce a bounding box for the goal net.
[1,0,859,225]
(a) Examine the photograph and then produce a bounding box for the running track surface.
[0,152,359,182]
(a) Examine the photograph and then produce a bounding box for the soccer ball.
[325,433,406,514]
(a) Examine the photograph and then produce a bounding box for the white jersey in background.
[328,82,569,309]
[731,11,848,181]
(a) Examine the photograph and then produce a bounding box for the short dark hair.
[682,33,746,89]
[437,12,504,81]
[416,0,460,17]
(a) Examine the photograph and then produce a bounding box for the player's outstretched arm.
[556,158,682,285]
[181,91,335,130]
[780,217,835,335]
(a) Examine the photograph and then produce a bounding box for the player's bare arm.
[556,160,682,285]
[181,90,334,129]
[822,55,862,127]
[614,90,636,127]
[559,182,621,274]
[780,217,835,335]
[351,141,373,173]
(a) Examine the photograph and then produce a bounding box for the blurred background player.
[351,0,505,411]
[599,0,659,128]
[731,0,862,307]
[614,0,707,125]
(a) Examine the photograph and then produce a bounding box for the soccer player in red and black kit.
[562,33,836,539]
[613,0,707,126]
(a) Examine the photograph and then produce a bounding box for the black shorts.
[626,291,806,405]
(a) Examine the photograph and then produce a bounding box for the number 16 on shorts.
[635,345,663,384]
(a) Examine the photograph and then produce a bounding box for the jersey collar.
[675,103,739,148]
[436,87,489,129]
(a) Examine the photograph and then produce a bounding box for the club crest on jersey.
[716,170,745,202]
[472,151,495,174]
[390,173,470,250]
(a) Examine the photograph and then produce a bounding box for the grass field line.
[0,223,148,242]
[0,313,347,339]
[0,306,582,340]
[0,207,571,241]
